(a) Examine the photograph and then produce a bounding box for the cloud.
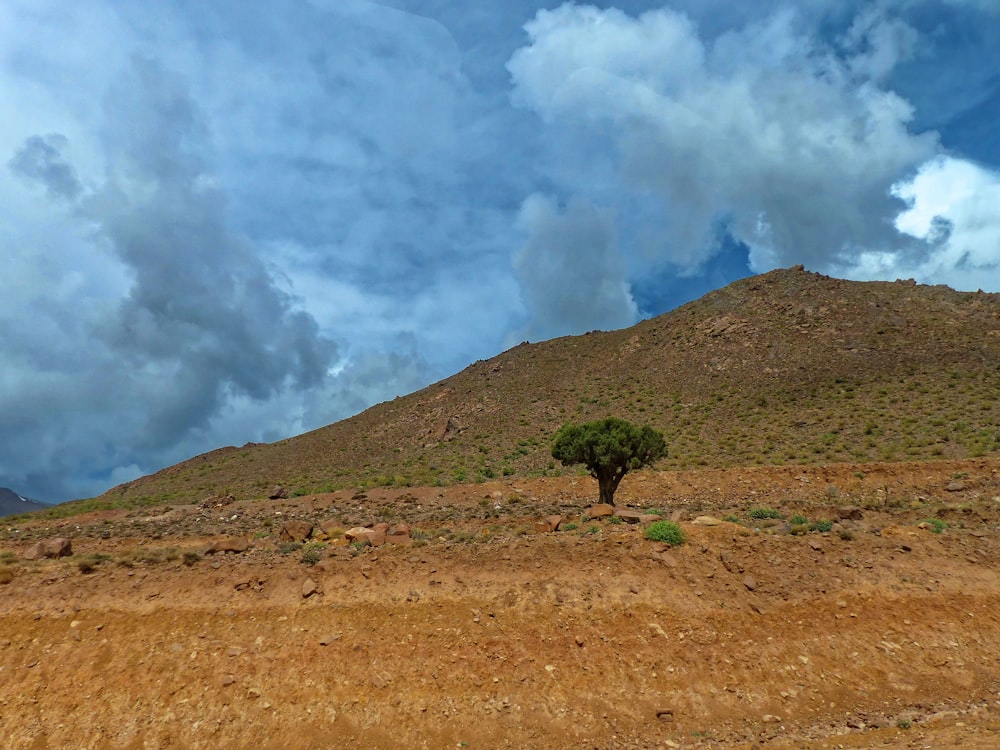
[507,3,940,275]
[512,194,638,341]
[8,134,82,200]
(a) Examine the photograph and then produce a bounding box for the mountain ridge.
[81,265,1000,511]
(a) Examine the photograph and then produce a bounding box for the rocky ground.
[3,458,1000,749]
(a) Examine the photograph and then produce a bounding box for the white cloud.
[508,3,939,275]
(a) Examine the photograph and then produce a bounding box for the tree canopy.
[551,417,666,506]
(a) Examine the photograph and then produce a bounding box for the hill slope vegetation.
[86,266,1000,511]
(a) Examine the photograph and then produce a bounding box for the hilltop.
[86,265,1000,512]
[0,488,46,519]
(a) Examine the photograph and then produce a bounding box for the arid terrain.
[4,457,1000,749]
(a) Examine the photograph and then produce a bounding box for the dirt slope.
[4,458,1000,748]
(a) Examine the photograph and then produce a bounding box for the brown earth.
[4,458,1000,749]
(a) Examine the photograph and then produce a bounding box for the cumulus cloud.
[512,194,638,341]
[507,3,940,275]
[8,134,82,200]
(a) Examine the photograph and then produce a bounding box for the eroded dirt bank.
[4,460,1000,748]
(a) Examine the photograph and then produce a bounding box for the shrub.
[300,541,327,566]
[809,519,833,533]
[920,518,947,534]
[182,550,201,566]
[790,514,808,525]
[644,520,685,546]
[561,522,579,532]
[748,507,783,520]
[277,542,302,555]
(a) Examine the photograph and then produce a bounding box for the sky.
[3,0,1000,503]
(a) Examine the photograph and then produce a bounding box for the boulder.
[278,521,313,543]
[205,537,249,554]
[614,509,643,524]
[268,486,288,500]
[692,515,723,526]
[319,519,344,537]
[302,578,320,598]
[535,515,563,533]
[587,504,614,518]
[639,514,663,523]
[373,522,390,533]
[23,537,72,560]
[389,522,411,537]
[364,529,386,547]
[344,527,373,542]
[837,506,864,521]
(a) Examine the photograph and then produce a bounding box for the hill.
[0,488,46,518]
[86,265,1000,511]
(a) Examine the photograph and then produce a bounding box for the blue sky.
[2,0,999,502]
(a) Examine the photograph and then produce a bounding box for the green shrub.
[644,520,685,546]
[920,518,947,534]
[790,514,808,525]
[809,519,833,533]
[300,541,327,565]
[561,522,579,532]
[748,507,783,520]
[277,542,302,555]
[722,515,741,523]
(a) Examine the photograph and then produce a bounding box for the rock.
[22,537,72,560]
[344,527,373,542]
[371,672,388,689]
[762,714,782,723]
[808,539,824,552]
[278,521,313,543]
[388,522,411,537]
[364,529,386,547]
[946,480,966,492]
[205,537,249,554]
[45,538,72,557]
[587,504,614,518]
[268,486,288,500]
[838,506,864,521]
[222,675,236,687]
[692,515,723,526]
[385,534,412,546]
[535,515,563,533]
[656,708,674,721]
[372,522,390,533]
[639,514,663,523]
[302,578,320,598]
[743,575,758,591]
[614,509,643,524]
[318,633,341,646]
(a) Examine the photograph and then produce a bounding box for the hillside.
[82,265,1000,512]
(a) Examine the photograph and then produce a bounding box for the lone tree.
[551,417,666,506]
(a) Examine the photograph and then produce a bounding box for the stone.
[743,575,758,591]
[656,708,674,721]
[946,480,966,492]
[762,714,782,723]
[278,521,313,543]
[319,519,344,536]
[205,537,249,554]
[614,509,643,524]
[22,538,72,560]
[302,578,320,598]
[344,527,373,542]
[692,515,723,526]
[809,539,824,552]
[268,486,288,500]
[388,522,411,537]
[364,529,386,547]
[587,504,614,518]
[639,514,663,523]
[384,534,411,546]
[838,506,864,521]
[534,515,562,533]
[372,522,390,533]
[318,633,341,646]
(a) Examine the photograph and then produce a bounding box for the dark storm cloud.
[8,134,82,200]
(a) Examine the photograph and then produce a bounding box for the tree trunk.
[597,469,626,506]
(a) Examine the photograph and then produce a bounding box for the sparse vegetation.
[644,520,685,546]
[748,507,783,520]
